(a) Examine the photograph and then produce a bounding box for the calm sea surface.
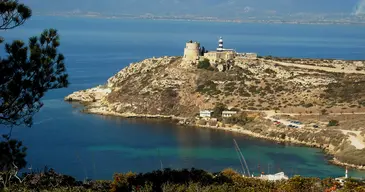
[1,16,365,180]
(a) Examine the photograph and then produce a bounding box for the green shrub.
[197,58,212,70]
[328,120,339,127]
[212,103,227,118]
[303,103,314,108]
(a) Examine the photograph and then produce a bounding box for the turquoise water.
[1,16,365,180]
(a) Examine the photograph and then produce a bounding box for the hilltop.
[65,46,365,169]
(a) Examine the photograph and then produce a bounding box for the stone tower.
[183,41,200,63]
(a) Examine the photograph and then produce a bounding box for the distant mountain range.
[23,0,365,19]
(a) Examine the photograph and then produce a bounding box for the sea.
[1,16,365,180]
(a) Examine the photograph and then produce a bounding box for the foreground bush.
[3,168,365,192]
[110,168,365,192]
[2,168,111,192]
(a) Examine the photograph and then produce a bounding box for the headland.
[65,38,365,170]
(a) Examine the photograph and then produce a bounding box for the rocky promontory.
[65,55,365,169]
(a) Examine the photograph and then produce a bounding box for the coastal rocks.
[65,86,111,103]
[110,102,137,113]
[332,158,365,170]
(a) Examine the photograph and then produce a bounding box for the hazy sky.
[22,0,365,17]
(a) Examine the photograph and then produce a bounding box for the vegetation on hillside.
[211,102,227,118]
[328,120,340,127]
[223,112,253,126]
[197,58,213,70]
[324,77,365,104]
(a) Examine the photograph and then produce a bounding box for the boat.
[233,139,289,181]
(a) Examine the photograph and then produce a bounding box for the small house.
[222,111,237,118]
[200,110,213,118]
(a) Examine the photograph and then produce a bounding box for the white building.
[222,111,237,118]
[200,110,213,118]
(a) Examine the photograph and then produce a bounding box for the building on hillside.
[199,110,213,118]
[204,50,236,64]
[203,37,237,64]
[203,37,258,64]
[222,111,237,118]
[182,37,258,67]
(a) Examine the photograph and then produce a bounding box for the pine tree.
[0,1,69,127]
[0,1,69,187]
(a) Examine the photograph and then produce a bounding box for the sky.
[21,0,365,18]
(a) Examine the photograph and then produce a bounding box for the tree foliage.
[0,29,68,127]
[212,103,227,118]
[0,0,32,31]
[0,0,68,189]
[0,135,26,171]
[199,46,206,56]
[0,1,68,127]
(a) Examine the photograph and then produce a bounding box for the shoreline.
[77,104,365,171]
[36,14,365,26]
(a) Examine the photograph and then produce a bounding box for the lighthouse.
[217,37,224,52]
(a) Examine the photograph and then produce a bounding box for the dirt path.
[242,109,365,117]
[267,60,365,74]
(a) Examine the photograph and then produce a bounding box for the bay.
[1,16,365,180]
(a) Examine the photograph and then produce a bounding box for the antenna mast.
[234,141,246,176]
[157,149,163,171]
[233,139,251,177]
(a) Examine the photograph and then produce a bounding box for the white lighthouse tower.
[217,37,224,52]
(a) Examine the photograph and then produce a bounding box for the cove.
[1,16,365,180]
